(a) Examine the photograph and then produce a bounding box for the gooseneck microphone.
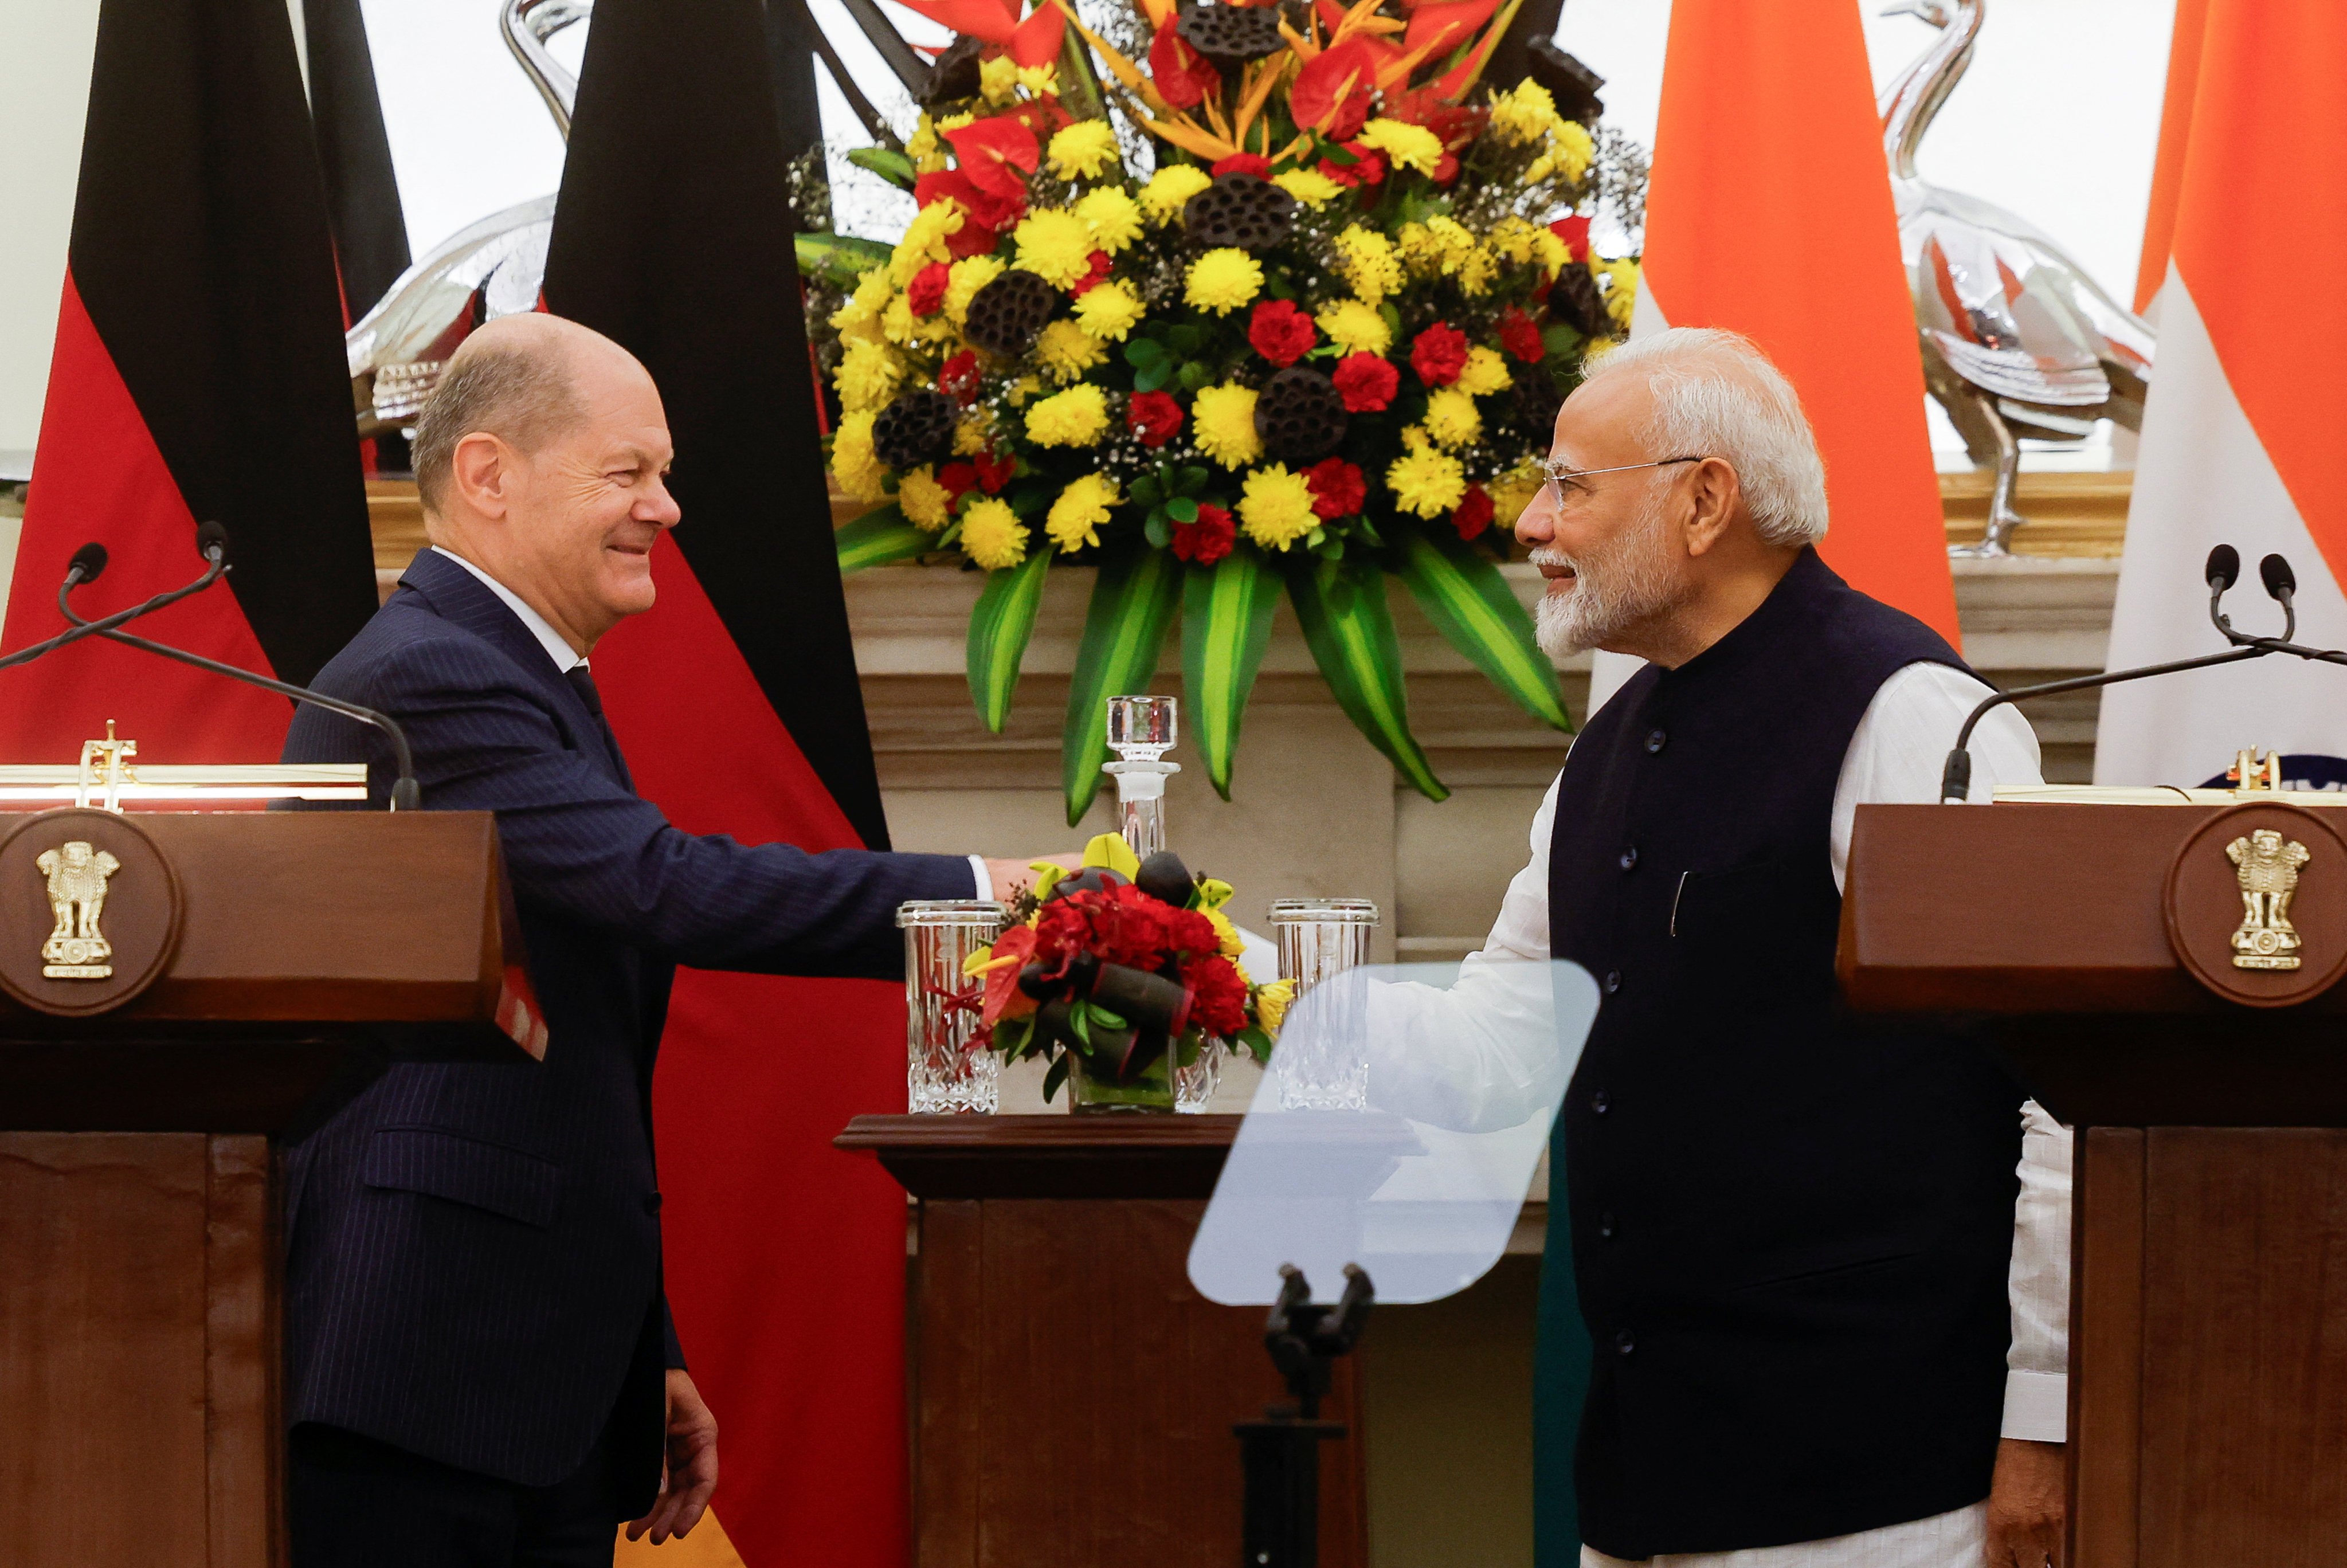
[5,523,424,810]
[1939,544,2347,803]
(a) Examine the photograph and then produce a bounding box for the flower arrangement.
[966,833,1292,1109]
[817,0,1642,823]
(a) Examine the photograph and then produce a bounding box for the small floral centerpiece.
[814,0,1644,825]
[966,833,1293,1111]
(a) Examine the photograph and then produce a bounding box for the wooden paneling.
[2070,1128,2143,1568]
[205,1136,281,1568]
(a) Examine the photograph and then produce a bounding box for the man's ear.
[1679,458,1742,559]
[449,432,515,520]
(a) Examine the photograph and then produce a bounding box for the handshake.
[984,851,1087,902]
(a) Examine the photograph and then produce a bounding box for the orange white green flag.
[2094,0,2347,787]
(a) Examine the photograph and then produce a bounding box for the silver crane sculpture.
[1879,0,2155,556]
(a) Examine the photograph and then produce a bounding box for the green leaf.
[1177,465,1209,492]
[1394,527,1573,730]
[1287,557,1449,801]
[1176,362,1210,391]
[1041,1053,1070,1104]
[1165,496,1198,524]
[1169,324,1205,356]
[1540,322,1585,360]
[1135,360,1171,393]
[1143,512,1173,549]
[1061,542,1185,825]
[1087,1004,1129,1031]
[1181,550,1281,799]
[846,146,918,189]
[836,504,930,574]
[1125,339,1166,367]
[965,550,1053,732]
[793,231,893,289]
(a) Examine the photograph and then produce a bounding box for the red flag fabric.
[0,0,378,765]
[540,1,911,1562]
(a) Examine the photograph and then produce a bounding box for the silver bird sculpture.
[1879,0,2154,556]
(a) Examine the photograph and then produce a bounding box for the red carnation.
[1452,485,1495,542]
[1410,322,1470,387]
[1182,954,1251,1038]
[1069,249,1114,297]
[907,261,951,317]
[1550,214,1592,263]
[1304,457,1366,519]
[1127,389,1184,447]
[937,461,977,501]
[1432,153,1460,184]
[1247,299,1318,367]
[1165,907,1220,958]
[972,447,1016,493]
[939,350,982,405]
[1498,307,1545,363]
[1149,25,1221,111]
[1330,352,1399,413]
[1171,502,1236,565]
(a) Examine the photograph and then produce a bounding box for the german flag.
[541,1,910,1562]
[0,0,379,766]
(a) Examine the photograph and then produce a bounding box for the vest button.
[1590,1089,1610,1115]
[1644,728,1667,755]
[1598,1211,1617,1238]
[1617,846,1638,871]
[1615,1329,1635,1357]
[1602,969,1621,994]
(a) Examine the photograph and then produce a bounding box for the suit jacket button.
[1615,1329,1635,1357]
[1602,969,1621,994]
[1617,846,1638,871]
[1644,729,1667,755]
[1590,1089,1610,1115]
[644,1193,663,1215]
[1598,1212,1617,1238]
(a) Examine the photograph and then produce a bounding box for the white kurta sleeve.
[1832,660,2073,1441]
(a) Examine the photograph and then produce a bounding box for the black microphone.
[46,526,423,811]
[1939,544,2347,803]
[0,535,228,674]
[67,542,109,586]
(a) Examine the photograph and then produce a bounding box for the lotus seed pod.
[1176,2,1284,66]
[871,389,959,471]
[961,268,1061,358]
[1253,366,1349,464]
[1182,173,1297,251]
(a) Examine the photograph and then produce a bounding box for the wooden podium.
[835,1115,1369,1568]
[1842,798,2347,1568]
[0,807,538,1568]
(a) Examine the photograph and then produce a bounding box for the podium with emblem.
[0,736,540,1568]
[1840,767,2347,1568]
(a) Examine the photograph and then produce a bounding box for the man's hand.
[626,1369,718,1545]
[986,852,1084,901]
[1986,1438,2066,1567]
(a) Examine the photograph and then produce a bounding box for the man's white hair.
[1578,327,1829,546]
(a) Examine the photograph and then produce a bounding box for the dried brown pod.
[872,389,959,471]
[961,268,1060,358]
[1549,262,1614,340]
[922,35,986,107]
[1183,173,1297,251]
[1511,358,1565,434]
[1176,2,1284,66]
[1253,366,1349,463]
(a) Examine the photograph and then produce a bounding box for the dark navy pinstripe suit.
[279,548,971,1508]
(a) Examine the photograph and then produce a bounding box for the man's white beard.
[1533,495,1690,660]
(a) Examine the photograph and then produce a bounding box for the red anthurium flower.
[1246,299,1317,367]
[1386,91,1490,154]
[915,168,1026,236]
[1171,502,1236,565]
[1127,390,1184,447]
[977,924,1041,1026]
[939,350,982,405]
[1452,485,1495,542]
[1410,322,1470,387]
[1212,152,1273,179]
[943,116,1040,202]
[907,261,952,317]
[1498,306,1545,363]
[973,448,1016,493]
[1330,352,1399,412]
[1550,214,1592,262]
[1070,250,1114,297]
[1149,25,1221,111]
[1303,457,1366,519]
[1291,38,1378,139]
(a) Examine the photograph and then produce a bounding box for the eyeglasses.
[1534,454,1706,497]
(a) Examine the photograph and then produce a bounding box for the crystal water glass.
[1267,897,1381,1111]
[898,900,1007,1114]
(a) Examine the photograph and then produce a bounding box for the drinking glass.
[1103,695,1180,859]
[1267,897,1381,1111]
[898,900,1007,1114]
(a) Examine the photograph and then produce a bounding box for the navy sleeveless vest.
[1539,550,2023,1559]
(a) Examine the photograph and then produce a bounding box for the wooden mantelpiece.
[837,1115,1369,1568]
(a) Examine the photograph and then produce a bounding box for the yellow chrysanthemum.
[1047,120,1120,181]
[835,337,903,413]
[1487,79,1564,147]
[1034,318,1108,382]
[890,201,963,285]
[953,413,996,456]
[1203,905,1245,958]
[1006,374,1043,406]
[1140,163,1214,222]
[1488,460,1545,528]
[1184,248,1263,314]
[1386,440,1467,518]
[830,411,887,501]
[1598,258,1639,331]
[1315,299,1390,355]
[1272,167,1343,207]
[1457,346,1511,397]
[1016,62,1058,96]
[1422,387,1482,448]
[1073,186,1143,253]
[959,496,1029,570]
[1530,228,1569,281]
[882,292,950,347]
[1397,215,1476,278]
[943,254,1006,324]
[829,268,891,344]
[1460,244,1500,296]
[1044,472,1120,552]
[1024,382,1110,446]
[978,54,1020,104]
[1255,977,1295,1034]
[907,115,946,174]
[1012,208,1095,289]
[1073,277,1145,340]
[937,111,975,132]
[1550,120,1596,185]
[1355,117,1443,175]
[1333,225,1402,305]
[1192,383,1262,469]
[1238,464,1317,551]
[898,465,952,531]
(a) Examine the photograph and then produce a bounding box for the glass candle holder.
[1103,695,1180,859]
[1267,897,1381,1111]
[898,900,1007,1114]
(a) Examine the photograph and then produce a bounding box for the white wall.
[0,0,103,458]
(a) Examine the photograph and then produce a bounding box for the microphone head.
[67,542,108,584]
[2261,552,2297,601]
[194,520,231,564]
[2205,544,2241,591]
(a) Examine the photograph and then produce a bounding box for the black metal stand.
[1236,1263,1373,1568]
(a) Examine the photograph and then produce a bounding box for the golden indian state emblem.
[2226,826,2312,971]
[37,838,122,979]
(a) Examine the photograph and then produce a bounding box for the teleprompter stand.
[1236,1264,1374,1568]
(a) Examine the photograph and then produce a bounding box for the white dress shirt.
[429,547,996,897]
[1469,661,2071,1449]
